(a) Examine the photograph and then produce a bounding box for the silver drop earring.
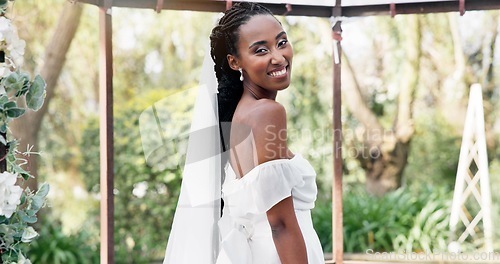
[239,68,244,81]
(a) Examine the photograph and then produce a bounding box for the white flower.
[17,253,32,264]
[0,171,22,218]
[0,66,10,80]
[0,59,15,78]
[0,17,12,39]
[8,36,25,66]
[0,16,25,73]
[21,226,38,243]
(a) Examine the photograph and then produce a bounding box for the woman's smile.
[267,65,288,78]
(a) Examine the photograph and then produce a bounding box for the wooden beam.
[342,0,500,17]
[99,0,114,263]
[76,0,500,17]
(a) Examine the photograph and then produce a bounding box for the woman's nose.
[270,51,286,65]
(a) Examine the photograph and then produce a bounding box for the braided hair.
[210,2,274,153]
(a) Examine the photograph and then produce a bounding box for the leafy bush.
[313,184,454,254]
[27,220,99,264]
[312,199,333,253]
[392,187,451,253]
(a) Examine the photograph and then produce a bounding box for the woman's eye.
[255,48,268,54]
[278,39,288,47]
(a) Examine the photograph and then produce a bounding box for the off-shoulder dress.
[216,154,324,264]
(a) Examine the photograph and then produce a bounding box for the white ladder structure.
[449,84,493,252]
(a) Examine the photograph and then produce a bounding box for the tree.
[430,13,499,153]
[342,15,421,195]
[11,1,83,191]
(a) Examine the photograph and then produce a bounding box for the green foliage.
[405,114,461,187]
[343,186,413,252]
[25,75,46,111]
[80,88,195,263]
[27,220,99,264]
[0,0,8,14]
[112,10,215,102]
[392,187,452,253]
[312,200,333,253]
[313,184,454,253]
[345,185,453,253]
[489,160,500,250]
[0,71,46,131]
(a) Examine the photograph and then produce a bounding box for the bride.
[163,2,324,263]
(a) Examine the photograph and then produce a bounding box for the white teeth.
[269,68,286,77]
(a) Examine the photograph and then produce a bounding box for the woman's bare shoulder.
[249,99,290,162]
[248,99,286,127]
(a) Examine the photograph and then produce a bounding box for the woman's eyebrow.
[275,31,286,40]
[249,31,287,49]
[249,40,266,49]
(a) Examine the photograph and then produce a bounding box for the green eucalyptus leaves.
[0,72,47,133]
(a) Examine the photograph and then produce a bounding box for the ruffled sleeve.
[222,155,316,219]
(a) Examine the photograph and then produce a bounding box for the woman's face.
[231,14,293,92]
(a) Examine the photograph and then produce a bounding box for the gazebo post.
[99,0,115,263]
[331,2,343,264]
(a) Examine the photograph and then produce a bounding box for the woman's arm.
[252,100,308,263]
[267,196,308,264]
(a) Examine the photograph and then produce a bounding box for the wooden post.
[0,132,5,173]
[332,2,343,263]
[99,0,115,263]
[0,51,5,173]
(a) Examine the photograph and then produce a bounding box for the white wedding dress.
[216,154,324,264]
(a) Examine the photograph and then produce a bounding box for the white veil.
[160,48,222,263]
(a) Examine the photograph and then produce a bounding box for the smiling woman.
[163,2,324,264]
[227,14,293,95]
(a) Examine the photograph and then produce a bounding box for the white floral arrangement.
[0,171,23,218]
[0,1,49,263]
[0,16,25,78]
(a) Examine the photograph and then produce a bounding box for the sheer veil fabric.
[163,46,222,263]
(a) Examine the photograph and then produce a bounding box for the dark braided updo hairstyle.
[210,2,274,153]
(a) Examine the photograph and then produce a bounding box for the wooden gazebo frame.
[75,0,500,263]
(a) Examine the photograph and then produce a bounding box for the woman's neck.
[243,81,277,100]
